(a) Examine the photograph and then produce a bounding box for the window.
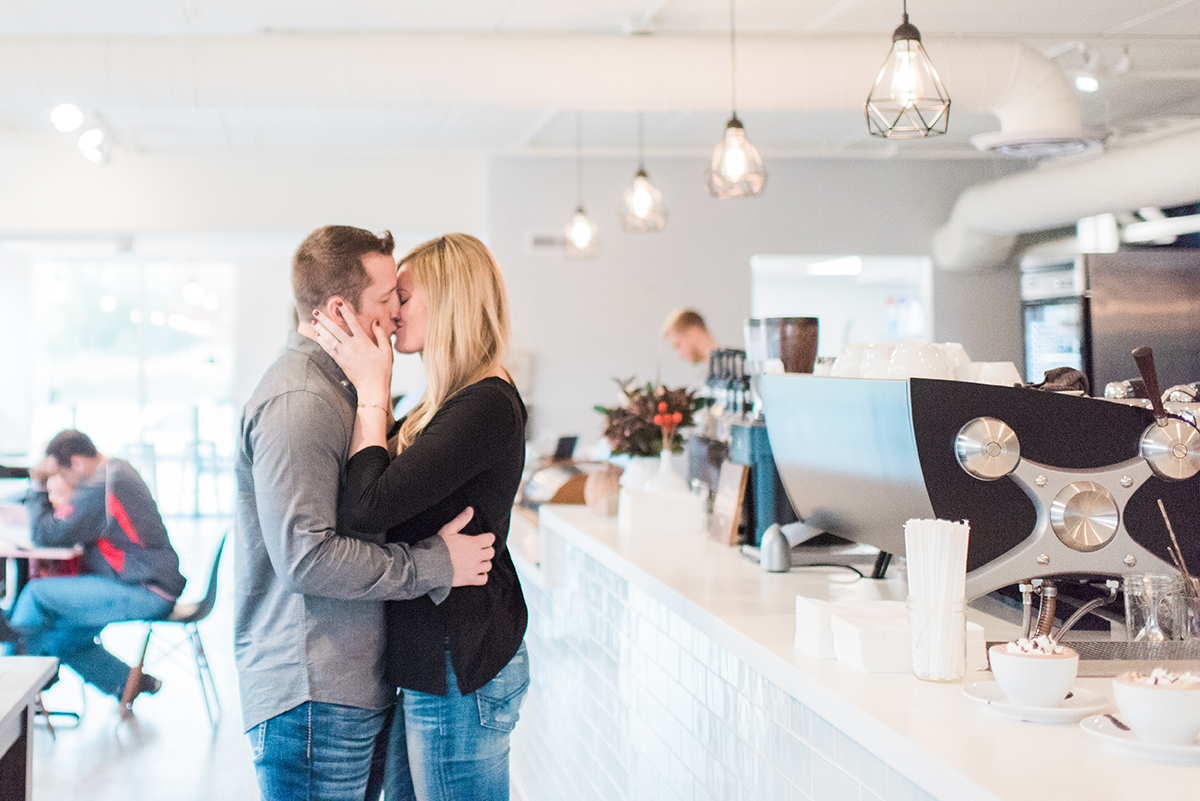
[32,259,236,516]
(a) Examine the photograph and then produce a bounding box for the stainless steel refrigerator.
[1021,251,1200,393]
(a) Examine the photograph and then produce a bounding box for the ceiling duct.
[0,34,1083,148]
[932,126,1200,271]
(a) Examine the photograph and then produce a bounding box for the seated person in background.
[10,429,186,707]
[45,472,72,510]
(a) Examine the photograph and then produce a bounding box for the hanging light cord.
[729,0,738,117]
[902,0,908,24]
[637,112,645,172]
[575,110,583,208]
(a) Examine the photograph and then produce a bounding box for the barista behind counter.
[662,308,719,366]
[661,307,727,392]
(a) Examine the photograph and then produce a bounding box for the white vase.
[619,456,660,493]
[643,450,689,494]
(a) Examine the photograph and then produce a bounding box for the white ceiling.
[0,0,1197,159]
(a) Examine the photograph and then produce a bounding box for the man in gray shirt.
[236,225,495,801]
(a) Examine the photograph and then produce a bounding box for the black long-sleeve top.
[342,376,528,696]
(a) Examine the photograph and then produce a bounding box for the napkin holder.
[617,489,705,536]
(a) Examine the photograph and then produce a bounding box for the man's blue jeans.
[385,642,530,801]
[250,700,392,801]
[8,574,172,696]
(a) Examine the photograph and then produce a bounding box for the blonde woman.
[313,233,528,801]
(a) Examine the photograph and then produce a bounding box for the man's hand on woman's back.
[437,507,495,587]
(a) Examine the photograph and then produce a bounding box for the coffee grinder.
[734,318,818,545]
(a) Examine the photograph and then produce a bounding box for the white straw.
[904,518,969,602]
[905,519,971,681]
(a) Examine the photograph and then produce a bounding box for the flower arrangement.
[594,378,698,457]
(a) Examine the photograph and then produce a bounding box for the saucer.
[962,681,1108,724]
[1080,714,1200,765]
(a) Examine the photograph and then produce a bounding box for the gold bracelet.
[357,402,389,412]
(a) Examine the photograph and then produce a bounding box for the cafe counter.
[507,504,1199,801]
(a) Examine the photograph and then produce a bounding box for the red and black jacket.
[25,459,186,600]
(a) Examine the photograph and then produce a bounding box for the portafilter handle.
[1133,345,1200,481]
[1132,346,1168,424]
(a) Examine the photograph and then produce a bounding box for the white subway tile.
[514,538,918,801]
[811,753,863,801]
[886,768,939,801]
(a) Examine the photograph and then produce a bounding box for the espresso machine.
[760,365,1200,600]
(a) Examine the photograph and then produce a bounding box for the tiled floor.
[30,516,261,801]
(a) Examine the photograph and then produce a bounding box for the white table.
[0,657,57,801]
[0,508,82,610]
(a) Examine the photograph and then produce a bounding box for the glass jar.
[907,596,966,682]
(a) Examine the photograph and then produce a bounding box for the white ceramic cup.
[987,644,1079,708]
[975,362,1023,386]
[812,356,836,376]
[1113,672,1200,745]
[860,343,895,378]
[939,342,972,380]
[831,343,866,377]
[887,339,953,380]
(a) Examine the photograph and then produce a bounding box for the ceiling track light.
[77,126,112,164]
[865,0,951,139]
[622,112,667,233]
[1074,48,1101,92]
[706,0,766,199]
[50,103,86,133]
[564,111,600,259]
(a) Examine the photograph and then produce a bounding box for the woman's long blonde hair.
[396,233,512,450]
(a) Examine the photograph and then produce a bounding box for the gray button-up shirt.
[234,332,453,731]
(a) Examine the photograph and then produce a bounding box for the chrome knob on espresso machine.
[954,417,1021,480]
[954,417,1124,554]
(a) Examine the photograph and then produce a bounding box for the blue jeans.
[8,574,172,696]
[385,642,530,801]
[251,700,392,801]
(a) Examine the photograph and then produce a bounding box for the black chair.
[34,691,83,740]
[123,533,227,728]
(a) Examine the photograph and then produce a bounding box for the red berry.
[658,401,668,413]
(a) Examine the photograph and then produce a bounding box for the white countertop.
[520,505,1200,801]
[0,656,57,758]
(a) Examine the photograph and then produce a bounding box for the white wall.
[932,267,1023,362]
[0,141,486,236]
[0,253,36,456]
[751,256,934,355]
[487,155,1024,447]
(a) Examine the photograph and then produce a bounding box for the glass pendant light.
[622,113,667,232]
[706,0,766,199]
[865,0,950,139]
[565,112,600,259]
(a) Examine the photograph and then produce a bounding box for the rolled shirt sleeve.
[248,389,452,601]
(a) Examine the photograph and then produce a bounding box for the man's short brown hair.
[662,308,709,337]
[292,226,396,318]
[46,429,97,468]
